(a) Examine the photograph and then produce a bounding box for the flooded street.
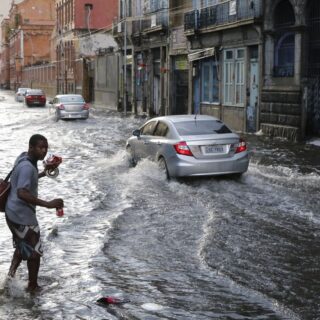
[0,90,319,320]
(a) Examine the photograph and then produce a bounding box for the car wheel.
[158,157,170,180]
[126,146,136,167]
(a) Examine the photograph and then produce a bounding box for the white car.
[15,87,31,102]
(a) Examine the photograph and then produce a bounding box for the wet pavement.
[0,90,319,320]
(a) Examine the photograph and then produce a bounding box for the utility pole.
[123,0,127,115]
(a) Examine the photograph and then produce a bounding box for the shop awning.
[188,48,215,62]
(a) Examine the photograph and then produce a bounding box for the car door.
[134,120,158,159]
[149,121,169,160]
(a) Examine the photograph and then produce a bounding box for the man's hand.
[47,199,64,209]
[17,188,64,209]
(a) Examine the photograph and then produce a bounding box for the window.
[174,120,231,135]
[201,60,219,103]
[154,121,169,137]
[274,33,295,77]
[223,48,245,106]
[273,0,295,77]
[141,121,157,135]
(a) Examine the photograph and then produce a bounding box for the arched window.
[273,0,295,77]
[274,0,295,28]
[274,33,295,77]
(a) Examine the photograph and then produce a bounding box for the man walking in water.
[5,134,63,292]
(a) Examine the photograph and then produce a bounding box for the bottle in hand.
[56,208,64,217]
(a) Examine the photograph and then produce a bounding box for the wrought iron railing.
[131,10,168,34]
[185,0,263,31]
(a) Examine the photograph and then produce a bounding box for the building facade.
[114,0,171,114]
[184,0,263,133]
[0,0,55,90]
[55,0,118,104]
[262,0,320,139]
[168,0,192,115]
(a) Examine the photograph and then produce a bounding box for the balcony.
[184,0,263,33]
[112,19,132,38]
[132,10,168,35]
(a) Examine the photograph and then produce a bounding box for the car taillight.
[173,141,193,156]
[82,103,89,110]
[58,104,65,110]
[235,138,247,153]
[40,95,45,99]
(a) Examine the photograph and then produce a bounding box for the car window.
[27,90,44,95]
[153,121,169,137]
[59,95,84,103]
[174,120,232,135]
[141,121,157,135]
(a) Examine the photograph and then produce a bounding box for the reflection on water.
[0,91,319,319]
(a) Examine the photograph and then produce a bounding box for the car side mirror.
[133,129,141,137]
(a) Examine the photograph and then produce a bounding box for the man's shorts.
[5,216,43,260]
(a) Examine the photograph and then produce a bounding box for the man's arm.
[17,188,63,209]
[38,171,46,179]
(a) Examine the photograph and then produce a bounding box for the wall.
[95,54,119,108]
[75,0,117,30]
[21,64,57,98]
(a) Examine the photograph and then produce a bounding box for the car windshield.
[59,95,84,103]
[174,120,232,135]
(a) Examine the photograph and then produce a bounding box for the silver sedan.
[126,115,249,178]
[49,94,89,120]
[15,87,31,102]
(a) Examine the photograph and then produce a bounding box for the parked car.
[15,87,31,102]
[24,89,46,107]
[126,115,249,178]
[49,94,90,120]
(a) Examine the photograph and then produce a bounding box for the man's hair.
[29,134,47,147]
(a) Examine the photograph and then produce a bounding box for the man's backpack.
[0,170,13,212]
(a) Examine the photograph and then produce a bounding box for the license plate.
[203,145,225,154]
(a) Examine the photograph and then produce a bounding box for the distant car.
[24,89,46,107]
[15,87,31,102]
[126,115,249,178]
[49,94,89,120]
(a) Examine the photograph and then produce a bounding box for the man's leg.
[27,254,40,291]
[8,248,22,278]
[26,228,42,291]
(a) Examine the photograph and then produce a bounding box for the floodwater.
[0,90,319,320]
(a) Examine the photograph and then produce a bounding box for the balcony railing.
[112,19,132,37]
[185,0,263,31]
[132,10,168,34]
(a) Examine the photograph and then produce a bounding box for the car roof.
[150,115,220,123]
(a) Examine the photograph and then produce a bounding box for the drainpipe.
[20,29,24,66]
[123,0,127,115]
